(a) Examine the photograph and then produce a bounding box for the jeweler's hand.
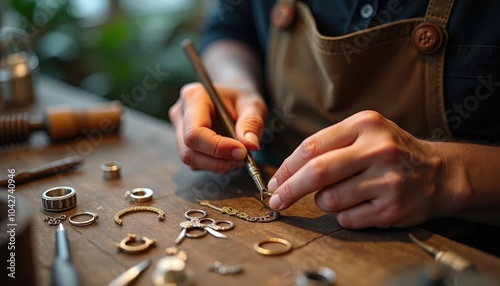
[267,110,456,229]
[169,83,267,172]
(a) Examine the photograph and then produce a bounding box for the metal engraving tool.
[182,39,272,201]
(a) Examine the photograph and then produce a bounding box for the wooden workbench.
[1,77,499,286]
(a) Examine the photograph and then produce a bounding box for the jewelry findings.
[116,233,156,254]
[253,238,292,255]
[44,215,66,226]
[68,212,99,226]
[165,247,188,261]
[196,199,280,222]
[101,161,121,180]
[124,187,153,203]
[42,186,77,212]
[113,206,165,226]
[206,261,243,275]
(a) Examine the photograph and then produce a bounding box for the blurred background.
[1,0,216,121]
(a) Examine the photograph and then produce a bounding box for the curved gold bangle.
[113,206,165,226]
[253,237,292,256]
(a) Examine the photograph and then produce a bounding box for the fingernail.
[231,148,246,160]
[267,178,278,192]
[244,132,259,148]
[269,193,282,210]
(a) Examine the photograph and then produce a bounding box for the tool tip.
[58,223,65,231]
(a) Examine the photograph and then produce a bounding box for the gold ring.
[114,206,165,226]
[253,237,292,255]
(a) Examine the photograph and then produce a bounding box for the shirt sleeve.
[199,0,263,57]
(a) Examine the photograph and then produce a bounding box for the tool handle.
[51,258,82,286]
[181,39,237,139]
[436,251,476,272]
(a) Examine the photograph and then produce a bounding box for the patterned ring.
[42,186,77,212]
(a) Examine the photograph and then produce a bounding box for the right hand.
[169,82,267,173]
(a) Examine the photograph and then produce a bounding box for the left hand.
[267,110,451,229]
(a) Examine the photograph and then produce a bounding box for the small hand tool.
[182,39,272,201]
[0,101,122,145]
[175,209,234,245]
[0,155,83,187]
[52,224,82,286]
[408,233,476,272]
[107,259,150,286]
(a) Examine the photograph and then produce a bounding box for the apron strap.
[424,0,455,27]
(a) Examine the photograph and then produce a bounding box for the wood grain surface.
[1,77,499,286]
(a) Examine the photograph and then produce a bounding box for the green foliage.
[8,0,201,121]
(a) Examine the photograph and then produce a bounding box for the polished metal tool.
[182,39,272,201]
[52,224,82,286]
[408,233,476,272]
[108,259,150,286]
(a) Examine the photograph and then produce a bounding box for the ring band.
[42,186,77,212]
[101,161,121,180]
[124,188,154,203]
[69,212,99,226]
[253,238,292,255]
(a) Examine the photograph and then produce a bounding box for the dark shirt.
[200,0,500,142]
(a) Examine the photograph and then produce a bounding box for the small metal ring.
[124,187,153,203]
[296,267,337,286]
[41,186,77,212]
[184,209,207,220]
[253,238,292,255]
[69,212,99,226]
[101,161,121,180]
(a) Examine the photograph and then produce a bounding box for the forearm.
[201,40,263,93]
[435,141,500,226]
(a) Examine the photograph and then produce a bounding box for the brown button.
[412,23,444,55]
[271,3,295,30]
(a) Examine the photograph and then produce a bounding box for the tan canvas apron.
[264,0,455,162]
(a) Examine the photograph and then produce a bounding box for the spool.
[0,27,39,110]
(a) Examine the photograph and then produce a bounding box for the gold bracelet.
[113,206,165,226]
[253,237,292,255]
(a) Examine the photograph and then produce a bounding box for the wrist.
[424,141,472,218]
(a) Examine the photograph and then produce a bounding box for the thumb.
[235,97,267,150]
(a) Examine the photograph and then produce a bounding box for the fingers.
[313,168,404,229]
[268,117,362,210]
[269,145,369,210]
[170,83,265,172]
[235,95,267,150]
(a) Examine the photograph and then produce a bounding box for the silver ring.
[296,267,337,286]
[42,186,77,212]
[69,212,99,226]
[124,188,154,203]
[101,161,121,180]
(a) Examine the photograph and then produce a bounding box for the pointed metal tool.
[408,233,476,272]
[108,259,150,286]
